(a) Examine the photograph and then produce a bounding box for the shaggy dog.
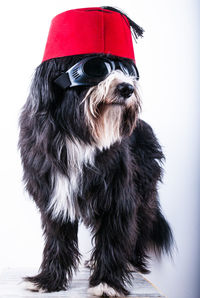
[19,6,173,296]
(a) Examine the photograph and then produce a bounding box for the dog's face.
[30,54,141,150]
[82,66,141,149]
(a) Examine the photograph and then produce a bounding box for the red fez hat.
[42,7,136,62]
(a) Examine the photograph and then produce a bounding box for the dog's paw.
[22,281,46,293]
[88,283,121,296]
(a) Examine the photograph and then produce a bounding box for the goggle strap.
[54,72,71,89]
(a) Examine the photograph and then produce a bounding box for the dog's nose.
[116,83,134,98]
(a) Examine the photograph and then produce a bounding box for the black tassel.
[101,6,144,41]
[128,19,144,39]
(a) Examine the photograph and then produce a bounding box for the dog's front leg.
[88,204,135,296]
[24,217,80,292]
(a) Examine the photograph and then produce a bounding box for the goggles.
[54,57,139,89]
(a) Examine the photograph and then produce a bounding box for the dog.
[19,6,173,296]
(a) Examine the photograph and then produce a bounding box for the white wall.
[0,1,199,298]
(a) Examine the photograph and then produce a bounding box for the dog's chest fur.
[48,138,96,221]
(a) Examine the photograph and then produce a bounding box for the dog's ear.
[18,59,60,157]
[101,6,144,40]
[28,60,61,112]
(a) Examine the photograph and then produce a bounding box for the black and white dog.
[19,7,173,296]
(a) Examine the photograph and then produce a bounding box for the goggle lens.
[83,58,111,77]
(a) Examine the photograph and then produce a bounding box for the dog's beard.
[82,70,141,150]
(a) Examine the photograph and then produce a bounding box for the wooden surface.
[0,267,165,298]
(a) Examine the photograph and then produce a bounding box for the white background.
[0,1,199,298]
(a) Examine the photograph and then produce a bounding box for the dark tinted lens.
[119,62,138,77]
[129,65,137,76]
[127,64,138,77]
[118,62,129,74]
[83,58,109,77]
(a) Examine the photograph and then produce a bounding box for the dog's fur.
[19,7,173,296]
